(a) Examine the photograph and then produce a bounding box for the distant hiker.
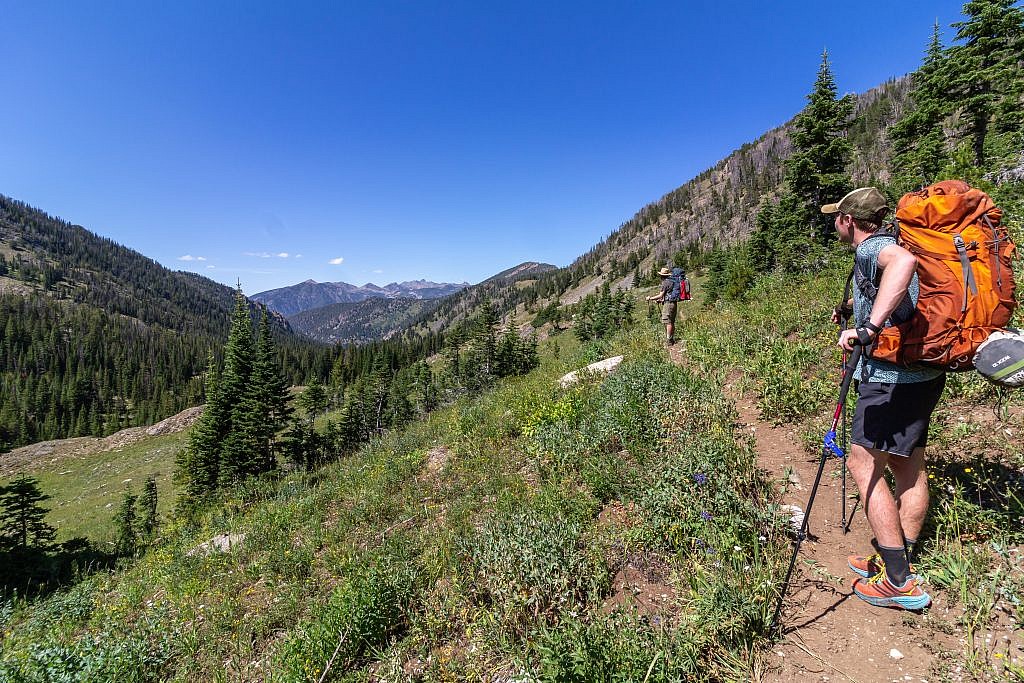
[823,187,944,611]
[646,266,684,345]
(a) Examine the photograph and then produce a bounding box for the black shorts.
[851,375,946,457]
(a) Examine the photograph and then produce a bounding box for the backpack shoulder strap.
[852,231,899,300]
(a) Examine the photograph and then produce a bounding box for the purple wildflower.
[700,510,713,521]
[693,473,708,485]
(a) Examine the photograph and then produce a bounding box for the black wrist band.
[855,328,874,346]
[863,321,881,334]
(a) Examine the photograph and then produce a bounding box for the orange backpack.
[867,180,1017,370]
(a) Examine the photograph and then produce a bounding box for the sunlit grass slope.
[0,314,790,681]
[5,432,184,544]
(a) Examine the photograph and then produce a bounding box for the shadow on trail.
[784,588,853,634]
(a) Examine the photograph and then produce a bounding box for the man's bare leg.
[888,446,928,549]
[846,443,904,548]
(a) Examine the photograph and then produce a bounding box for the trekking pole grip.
[837,345,863,405]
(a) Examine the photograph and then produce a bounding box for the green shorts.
[660,301,677,324]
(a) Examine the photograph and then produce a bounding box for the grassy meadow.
[2,256,1023,681]
[15,432,185,544]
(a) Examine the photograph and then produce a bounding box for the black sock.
[904,537,917,564]
[879,544,910,586]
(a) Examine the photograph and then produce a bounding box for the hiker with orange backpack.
[822,182,1016,610]
[824,187,945,610]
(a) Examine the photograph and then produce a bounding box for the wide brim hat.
[657,267,672,277]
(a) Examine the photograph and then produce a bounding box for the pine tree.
[114,488,138,555]
[218,287,257,484]
[0,476,56,551]
[252,310,293,440]
[177,354,224,500]
[138,476,159,539]
[299,376,329,427]
[890,22,949,190]
[786,50,854,244]
[947,0,1024,166]
[752,51,853,272]
[473,298,499,378]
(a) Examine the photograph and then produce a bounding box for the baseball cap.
[820,187,889,221]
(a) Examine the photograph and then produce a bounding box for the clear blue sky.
[1,0,967,294]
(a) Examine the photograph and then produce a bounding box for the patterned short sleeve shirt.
[853,234,944,384]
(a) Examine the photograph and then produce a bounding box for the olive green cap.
[820,187,889,221]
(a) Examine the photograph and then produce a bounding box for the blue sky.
[1,1,967,294]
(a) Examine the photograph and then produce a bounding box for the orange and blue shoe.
[852,573,931,610]
[847,553,883,578]
[848,553,919,580]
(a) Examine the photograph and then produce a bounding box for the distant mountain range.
[283,262,557,344]
[251,279,470,317]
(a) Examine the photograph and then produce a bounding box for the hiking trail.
[666,342,963,683]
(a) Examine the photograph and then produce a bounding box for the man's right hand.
[831,302,853,325]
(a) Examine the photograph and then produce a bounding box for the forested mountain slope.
[288,297,437,345]
[0,197,329,451]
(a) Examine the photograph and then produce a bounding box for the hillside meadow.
[1,257,1023,681]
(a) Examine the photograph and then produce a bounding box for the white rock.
[889,648,904,660]
[188,532,247,556]
[780,504,805,531]
[558,355,624,388]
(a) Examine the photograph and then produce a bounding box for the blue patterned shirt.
[853,235,944,384]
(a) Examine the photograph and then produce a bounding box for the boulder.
[559,355,624,388]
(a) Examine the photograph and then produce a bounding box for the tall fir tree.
[889,22,950,190]
[114,489,138,556]
[248,311,292,466]
[752,51,853,272]
[218,287,257,485]
[0,476,56,551]
[138,476,159,539]
[947,0,1024,166]
[177,353,224,500]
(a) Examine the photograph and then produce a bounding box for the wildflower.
[693,473,708,485]
[701,510,713,521]
[964,467,973,473]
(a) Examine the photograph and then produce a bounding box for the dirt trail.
[667,343,958,683]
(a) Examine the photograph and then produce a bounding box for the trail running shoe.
[848,553,884,578]
[848,553,918,579]
[852,573,931,610]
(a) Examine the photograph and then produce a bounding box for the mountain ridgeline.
[284,262,558,345]
[251,278,469,317]
[0,197,332,451]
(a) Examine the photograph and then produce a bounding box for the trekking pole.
[838,318,852,534]
[770,343,863,634]
[837,274,854,535]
